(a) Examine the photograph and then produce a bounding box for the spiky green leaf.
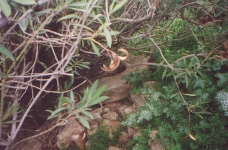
[91,41,100,56]
[162,67,167,81]
[111,0,128,14]
[87,96,109,107]
[68,1,88,7]
[47,107,66,120]
[0,0,11,17]
[57,14,80,22]
[92,84,107,100]
[12,0,36,5]
[81,110,93,119]
[104,27,112,47]
[0,44,14,61]
[19,17,29,31]
[70,91,74,101]
[78,115,90,128]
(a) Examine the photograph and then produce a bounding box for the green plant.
[0,0,36,17]
[122,69,151,94]
[59,143,75,150]
[1,101,20,124]
[215,90,228,116]
[46,80,108,128]
[86,124,123,150]
[65,58,90,76]
[122,16,228,149]
[122,77,228,149]
[162,56,203,88]
[126,125,151,150]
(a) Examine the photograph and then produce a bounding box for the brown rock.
[103,101,121,109]
[131,94,146,109]
[71,133,86,150]
[150,130,158,140]
[87,124,99,135]
[103,111,118,120]
[118,104,136,118]
[104,107,111,113]
[127,127,136,138]
[108,146,120,150]
[14,138,42,150]
[93,107,103,114]
[143,81,156,89]
[98,56,150,104]
[127,126,142,138]
[118,105,128,117]
[93,107,107,116]
[123,105,136,115]
[86,112,102,125]
[118,131,129,146]
[102,119,121,138]
[56,117,85,148]
[148,140,164,150]
[148,129,163,150]
[99,79,131,104]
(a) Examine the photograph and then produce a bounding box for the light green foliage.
[122,74,228,149]
[173,56,202,88]
[0,44,14,61]
[122,89,163,127]
[153,19,198,63]
[126,125,151,150]
[46,80,108,128]
[19,15,29,31]
[169,18,186,31]
[215,91,228,116]
[109,0,128,15]
[122,13,228,149]
[2,102,20,123]
[0,0,35,17]
[215,72,228,88]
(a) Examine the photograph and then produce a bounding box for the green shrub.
[126,125,151,150]
[122,58,228,149]
[86,124,123,150]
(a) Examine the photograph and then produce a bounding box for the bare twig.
[6,1,98,149]
[0,0,50,43]
[148,37,175,70]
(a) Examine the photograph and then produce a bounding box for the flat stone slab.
[98,56,149,104]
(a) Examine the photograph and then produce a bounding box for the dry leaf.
[71,133,86,150]
[189,133,196,141]
[101,48,128,72]
[101,51,120,72]
[117,48,128,60]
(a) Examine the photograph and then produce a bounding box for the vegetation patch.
[86,124,123,150]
